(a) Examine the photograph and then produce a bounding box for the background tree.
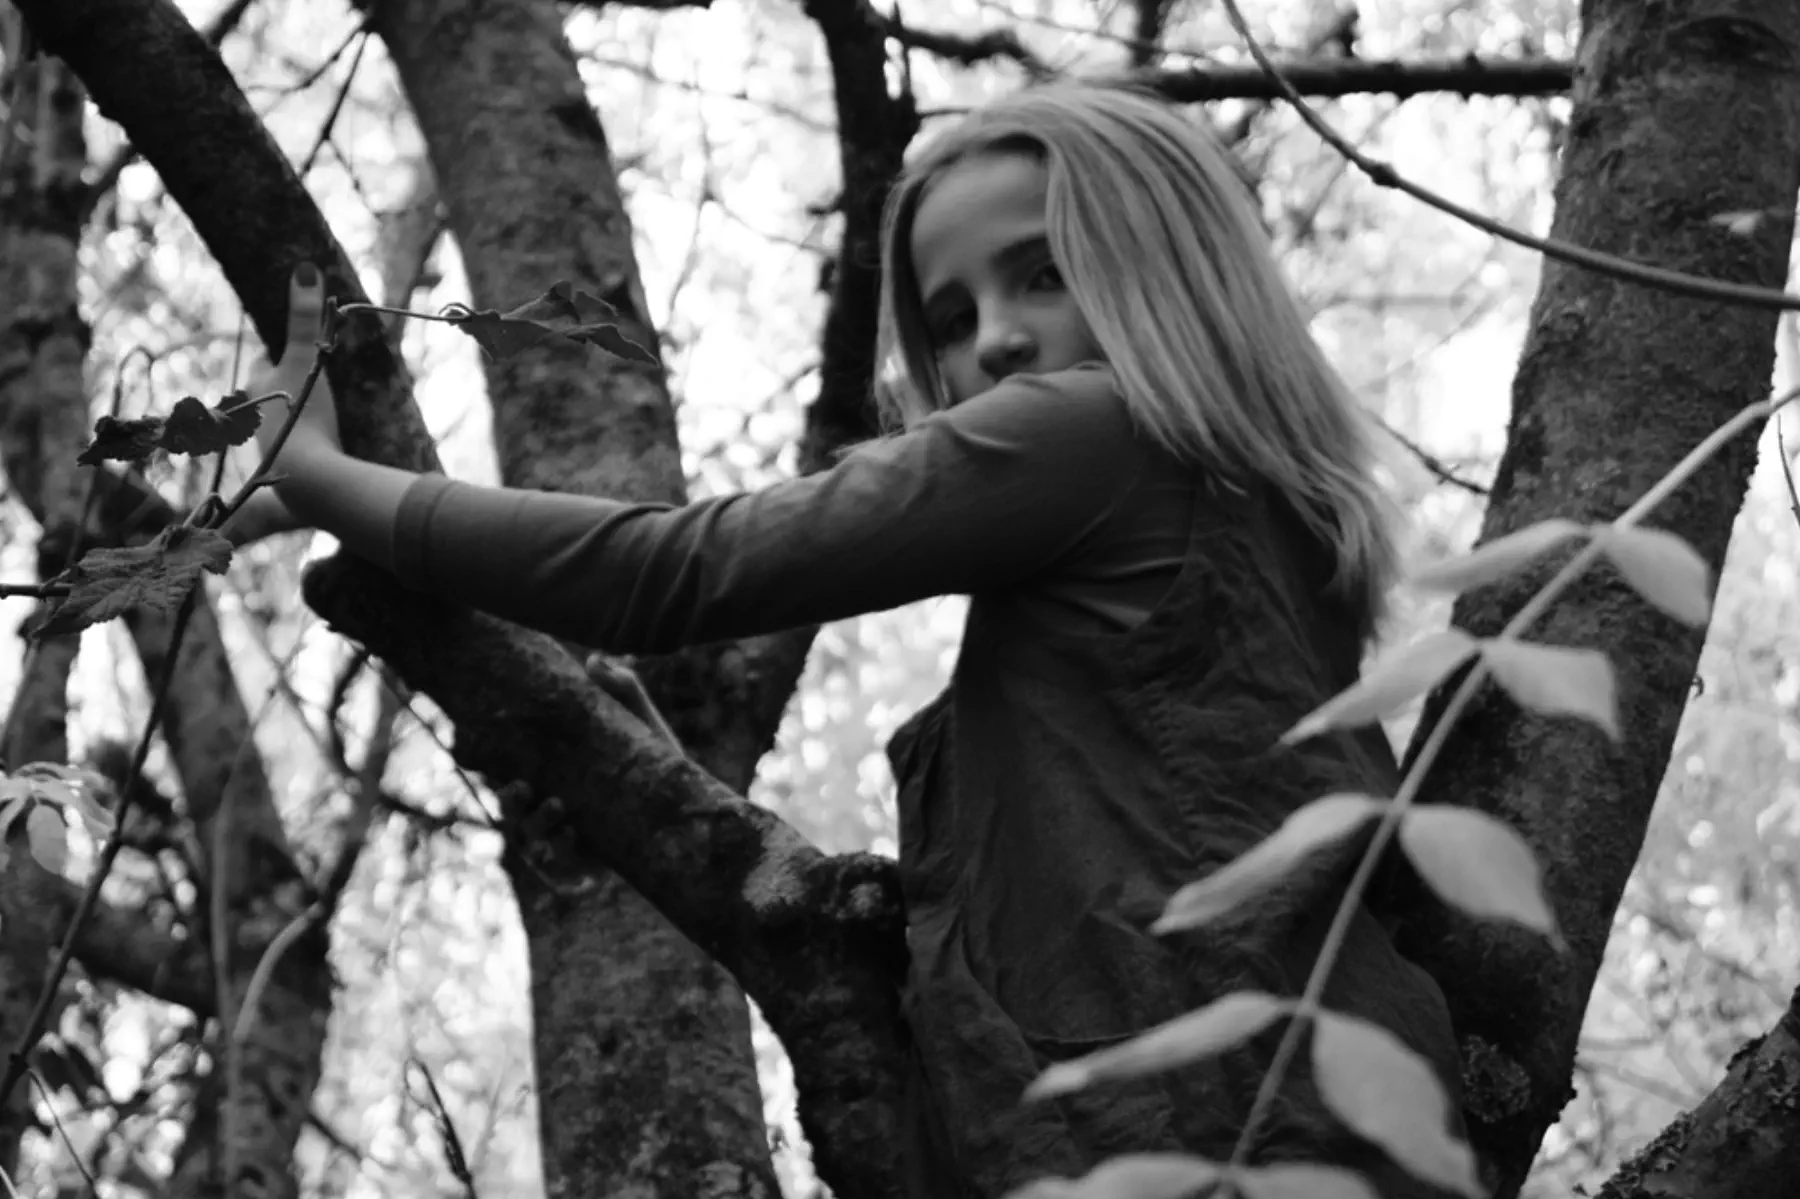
[0,1,1795,1197]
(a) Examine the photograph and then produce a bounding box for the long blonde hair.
[876,82,1400,636]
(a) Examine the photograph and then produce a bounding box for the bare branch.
[882,15,1048,74]
[1149,55,1572,103]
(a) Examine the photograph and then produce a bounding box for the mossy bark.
[1398,3,1800,1194]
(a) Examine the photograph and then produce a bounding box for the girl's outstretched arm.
[254,267,1149,656]
[236,263,414,568]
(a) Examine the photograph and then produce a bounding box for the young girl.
[245,83,1461,1196]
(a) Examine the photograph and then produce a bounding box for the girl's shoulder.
[931,363,1140,455]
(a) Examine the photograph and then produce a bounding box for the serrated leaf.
[160,392,262,456]
[1400,806,1561,943]
[1005,1154,1222,1199]
[1480,638,1619,739]
[448,281,659,365]
[25,803,67,873]
[1593,526,1712,627]
[1154,795,1387,934]
[1282,630,1477,745]
[1312,1010,1482,1197]
[1235,1163,1381,1199]
[77,415,164,466]
[35,525,233,639]
[1024,992,1294,1100]
[1409,519,1585,595]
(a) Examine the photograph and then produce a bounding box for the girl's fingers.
[278,261,327,364]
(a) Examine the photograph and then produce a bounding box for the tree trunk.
[0,34,332,1199]
[359,1,783,1192]
[1397,3,1800,1195]
[0,47,100,1183]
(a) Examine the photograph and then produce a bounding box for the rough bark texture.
[797,0,917,470]
[1395,3,1800,1195]
[1596,987,1800,1199]
[360,1,778,1193]
[9,1,913,1193]
[0,23,334,1195]
[0,51,102,1183]
[123,600,330,1199]
[0,47,331,1199]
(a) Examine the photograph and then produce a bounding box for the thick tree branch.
[1142,56,1568,102]
[0,861,215,1013]
[1596,986,1800,1199]
[301,558,911,1196]
[10,3,913,1192]
[81,0,257,222]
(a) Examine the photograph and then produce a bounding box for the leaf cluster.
[1009,514,1719,1199]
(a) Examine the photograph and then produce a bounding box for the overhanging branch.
[1143,56,1571,104]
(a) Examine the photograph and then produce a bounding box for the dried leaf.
[1480,639,1619,739]
[1005,1154,1222,1199]
[1235,1163,1380,1199]
[1408,519,1585,595]
[1024,992,1294,1100]
[1400,806,1561,943]
[1312,1010,1482,1197]
[160,392,262,456]
[77,415,164,466]
[36,525,233,639]
[1154,795,1387,934]
[1282,630,1477,745]
[449,281,659,365]
[25,802,68,874]
[1594,526,1713,627]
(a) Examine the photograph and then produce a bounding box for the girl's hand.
[248,262,342,464]
[221,264,342,547]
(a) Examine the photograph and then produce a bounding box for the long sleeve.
[390,368,1150,653]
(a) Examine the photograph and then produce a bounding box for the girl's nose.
[976,326,1037,379]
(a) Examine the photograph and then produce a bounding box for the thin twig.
[1215,0,1800,313]
[407,1057,479,1197]
[28,1063,99,1194]
[0,581,72,598]
[295,28,371,179]
[0,587,202,1110]
[1372,411,1489,496]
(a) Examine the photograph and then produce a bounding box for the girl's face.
[909,152,1104,405]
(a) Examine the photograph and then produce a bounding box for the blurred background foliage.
[0,0,1793,1195]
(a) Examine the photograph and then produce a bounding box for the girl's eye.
[930,308,976,346]
[1025,261,1066,292]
